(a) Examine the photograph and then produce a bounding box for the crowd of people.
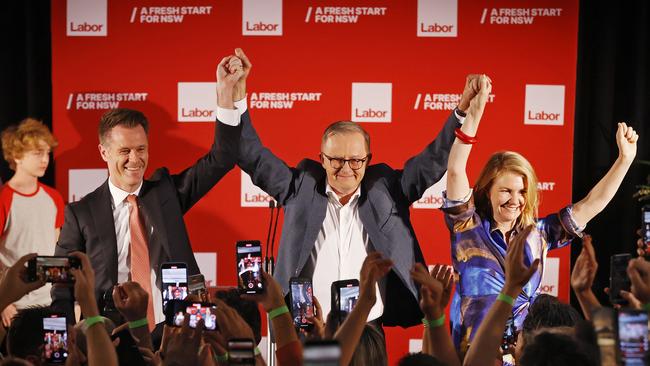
[0,46,644,365]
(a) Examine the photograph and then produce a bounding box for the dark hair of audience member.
[0,357,33,366]
[6,306,55,363]
[215,289,262,344]
[518,331,597,366]
[398,352,448,366]
[349,324,387,366]
[325,310,340,339]
[521,294,582,344]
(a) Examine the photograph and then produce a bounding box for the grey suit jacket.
[52,121,242,319]
[232,110,460,327]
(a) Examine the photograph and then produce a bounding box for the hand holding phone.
[236,241,264,295]
[164,300,218,331]
[42,314,68,364]
[161,262,188,307]
[331,279,359,324]
[290,277,315,329]
[27,256,81,284]
[610,253,632,304]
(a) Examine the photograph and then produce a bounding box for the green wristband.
[422,314,445,328]
[268,305,289,320]
[214,352,229,363]
[497,293,515,306]
[643,303,650,312]
[83,315,105,333]
[128,317,149,329]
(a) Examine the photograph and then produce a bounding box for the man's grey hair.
[321,121,370,153]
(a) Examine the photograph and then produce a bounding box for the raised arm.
[571,123,638,227]
[570,235,601,319]
[464,226,539,366]
[446,75,491,200]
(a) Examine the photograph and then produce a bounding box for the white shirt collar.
[108,178,143,206]
[325,183,361,206]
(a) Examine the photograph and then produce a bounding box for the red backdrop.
[52,0,579,363]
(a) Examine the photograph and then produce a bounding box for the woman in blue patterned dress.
[443,74,638,355]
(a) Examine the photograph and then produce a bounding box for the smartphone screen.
[610,254,631,304]
[29,256,80,283]
[161,262,188,307]
[618,310,649,365]
[228,338,255,365]
[236,241,264,294]
[339,284,359,314]
[304,340,341,366]
[168,301,218,330]
[42,315,68,364]
[290,277,315,329]
[188,274,207,300]
[593,307,617,366]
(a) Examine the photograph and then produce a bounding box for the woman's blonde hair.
[1,118,57,170]
[473,151,539,229]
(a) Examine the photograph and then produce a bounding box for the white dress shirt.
[108,179,164,324]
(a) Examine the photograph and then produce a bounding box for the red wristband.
[454,128,478,144]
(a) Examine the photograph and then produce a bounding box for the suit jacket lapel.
[91,181,119,284]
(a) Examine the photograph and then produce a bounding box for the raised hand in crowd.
[464,226,539,366]
[302,295,326,341]
[334,252,392,366]
[570,234,602,319]
[242,269,300,365]
[69,251,118,366]
[627,257,650,305]
[112,281,154,350]
[410,263,459,366]
[163,316,203,366]
[0,253,46,327]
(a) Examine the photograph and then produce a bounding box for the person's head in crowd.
[349,324,387,366]
[473,151,539,230]
[6,306,57,365]
[518,330,598,366]
[319,121,371,197]
[215,288,262,344]
[72,316,116,357]
[397,352,448,366]
[517,294,582,357]
[97,108,150,193]
[0,357,33,366]
[1,118,57,176]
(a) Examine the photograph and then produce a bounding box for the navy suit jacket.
[232,110,460,327]
[52,121,242,319]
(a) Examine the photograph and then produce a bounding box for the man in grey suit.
[220,49,481,327]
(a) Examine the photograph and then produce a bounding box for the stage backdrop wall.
[51,0,578,363]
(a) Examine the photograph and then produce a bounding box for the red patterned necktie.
[127,194,156,331]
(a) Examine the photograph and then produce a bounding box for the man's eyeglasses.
[321,153,370,170]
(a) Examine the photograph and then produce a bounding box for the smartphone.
[28,256,81,283]
[42,314,68,364]
[110,328,146,365]
[618,309,649,365]
[331,279,359,323]
[501,316,517,352]
[164,300,218,331]
[593,307,617,365]
[227,338,256,365]
[303,340,341,366]
[236,241,264,295]
[642,205,650,257]
[290,277,315,329]
[188,274,207,302]
[610,254,632,304]
[161,262,188,307]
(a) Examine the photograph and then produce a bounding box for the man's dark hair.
[98,108,149,144]
[522,294,582,344]
[215,289,262,344]
[398,352,448,366]
[7,306,56,361]
[519,331,597,366]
